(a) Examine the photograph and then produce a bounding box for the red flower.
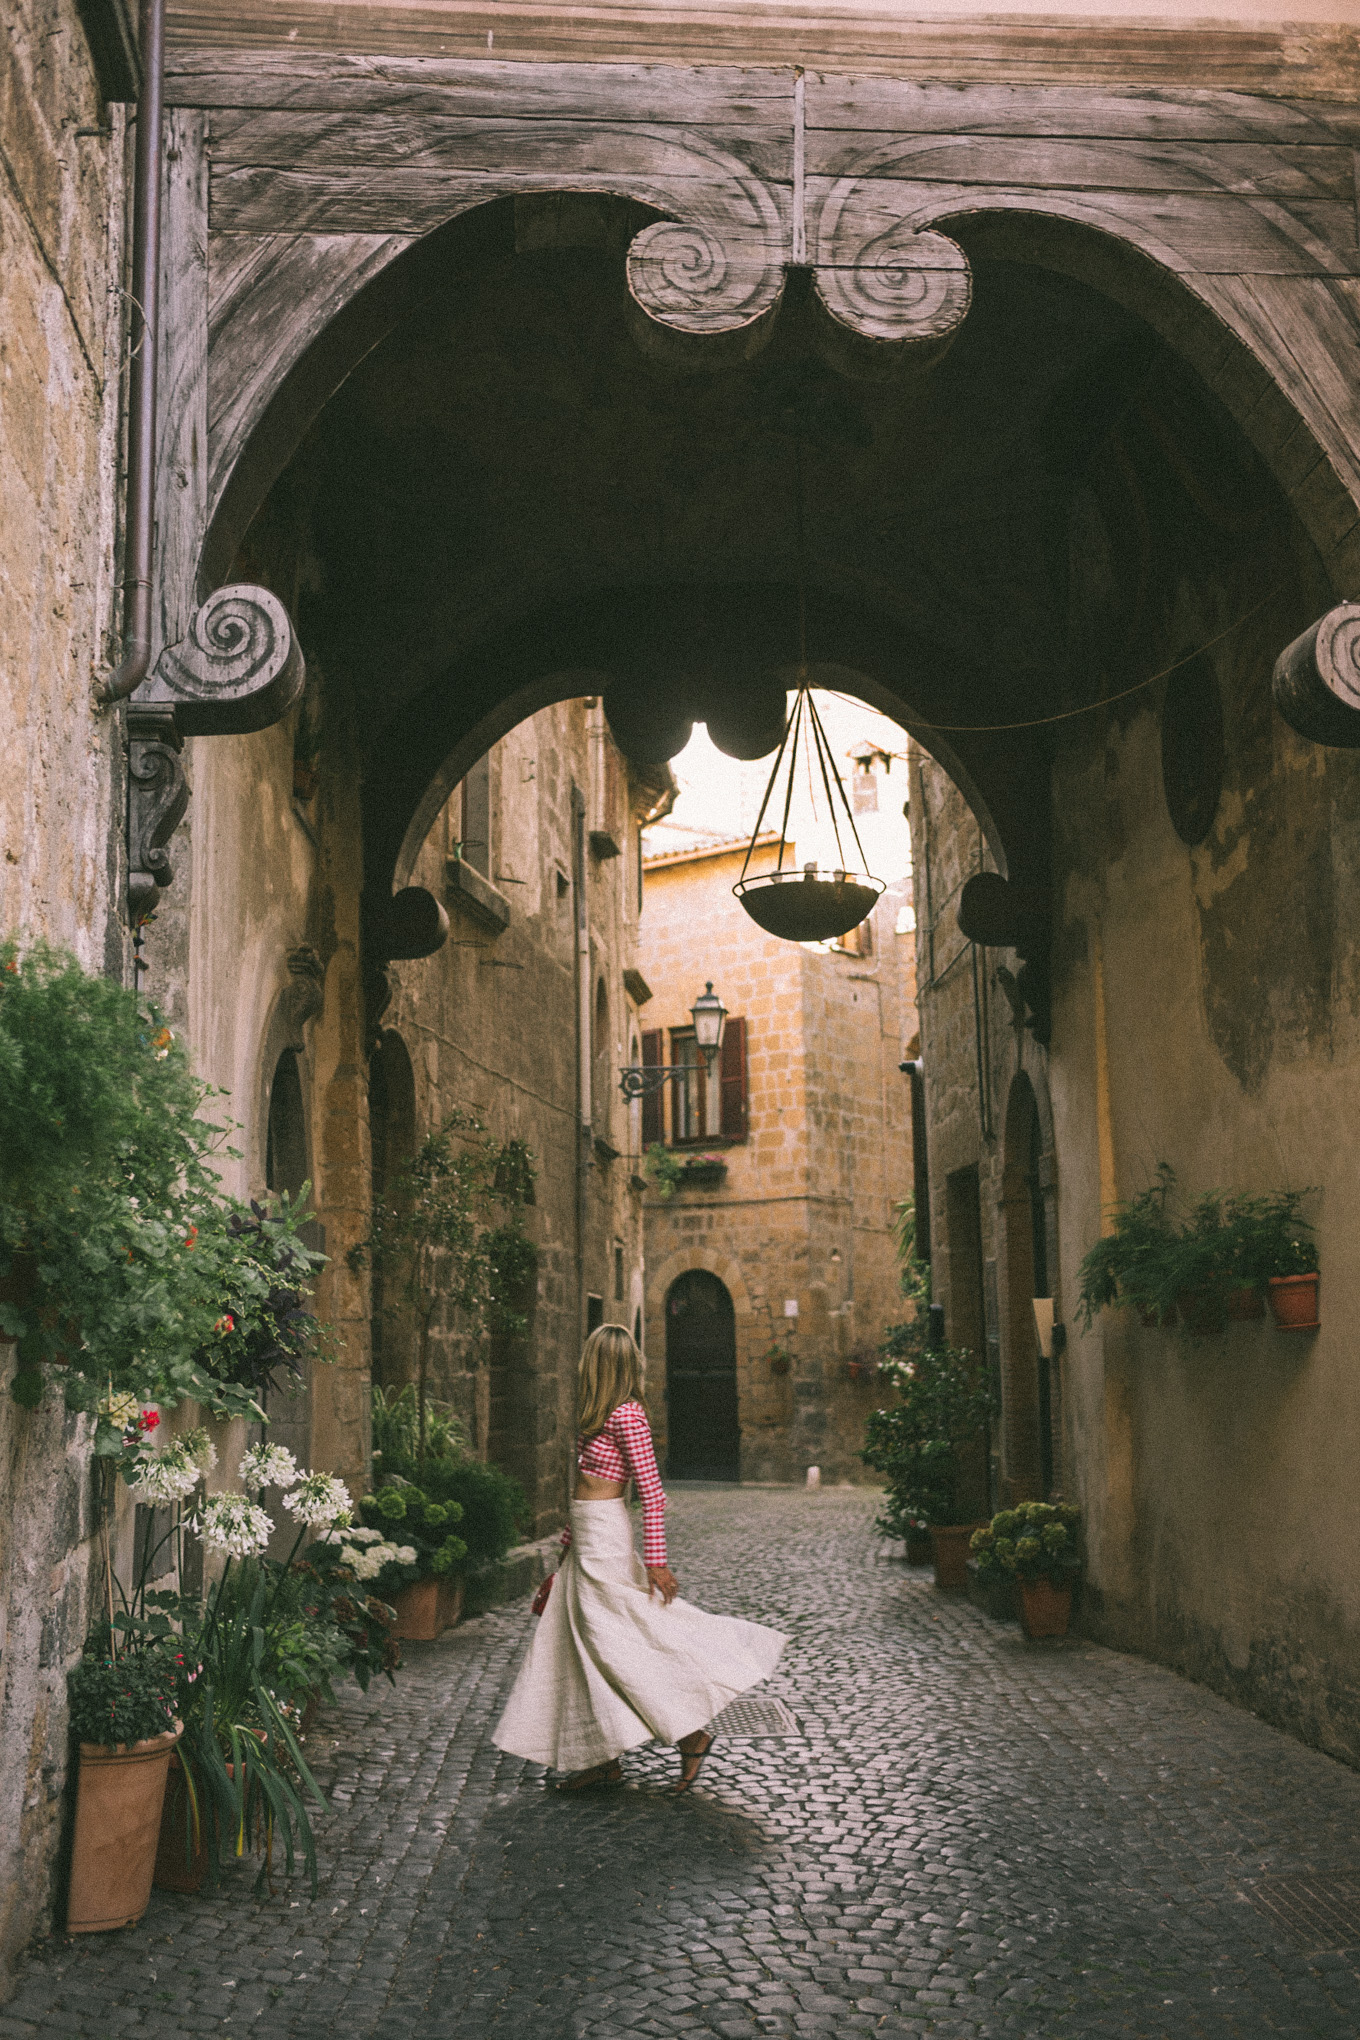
[138,1408,160,1432]
[183,1227,198,1250]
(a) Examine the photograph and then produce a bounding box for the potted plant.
[1228,1190,1319,1330]
[66,1646,184,1932]
[971,1501,1081,1639]
[1076,1167,1178,1329]
[766,1345,792,1379]
[862,1331,994,1589]
[330,1486,467,1641]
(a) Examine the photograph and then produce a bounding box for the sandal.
[554,1759,622,1793]
[671,1732,715,1796]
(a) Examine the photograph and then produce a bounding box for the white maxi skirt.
[492,1498,788,1775]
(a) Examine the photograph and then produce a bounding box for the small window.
[852,763,879,814]
[460,754,492,876]
[614,1243,625,1301]
[831,917,873,958]
[667,1017,749,1145]
[586,1293,604,1333]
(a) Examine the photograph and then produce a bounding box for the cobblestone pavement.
[7,1487,1360,2040]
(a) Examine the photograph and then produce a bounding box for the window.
[831,917,873,958]
[665,1017,748,1146]
[640,1029,664,1147]
[852,761,879,814]
[586,1293,604,1333]
[614,1243,625,1301]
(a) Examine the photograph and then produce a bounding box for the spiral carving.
[814,215,972,347]
[1274,601,1360,748]
[153,582,305,736]
[627,217,784,339]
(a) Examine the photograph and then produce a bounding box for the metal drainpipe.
[98,0,165,705]
[573,786,592,1337]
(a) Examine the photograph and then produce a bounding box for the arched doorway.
[665,1270,738,1481]
[367,1029,417,1388]
[999,1073,1058,1501]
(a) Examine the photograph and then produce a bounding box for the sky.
[643,689,914,888]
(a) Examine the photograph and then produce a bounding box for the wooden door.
[665,1271,739,1481]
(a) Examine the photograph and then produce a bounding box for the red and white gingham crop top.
[572,1399,668,1567]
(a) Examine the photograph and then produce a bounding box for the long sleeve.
[611,1402,668,1568]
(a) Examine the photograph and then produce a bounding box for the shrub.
[861,1341,994,1533]
[971,1502,1081,1586]
[68,1646,183,1748]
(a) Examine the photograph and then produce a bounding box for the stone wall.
[0,0,130,1990]
[382,702,655,1534]
[909,431,1360,1766]
[640,840,916,1485]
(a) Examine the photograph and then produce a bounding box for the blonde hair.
[577,1323,645,1442]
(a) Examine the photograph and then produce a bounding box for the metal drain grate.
[1244,1874,1360,1951]
[711,1695,801,1738]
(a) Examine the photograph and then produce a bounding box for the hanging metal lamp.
[732,443,885,945]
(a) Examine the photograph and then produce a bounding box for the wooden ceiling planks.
[164,3,1360,99]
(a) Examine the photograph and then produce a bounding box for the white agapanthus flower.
[179,1426,218,1473]
[127,1450,204,1506]
[393,1545,417,1567]
[238,1443,299,1491]
[282,1470,352,1528]
[194,1492,274,1559]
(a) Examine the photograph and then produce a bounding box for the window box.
[679,1155,727,1190]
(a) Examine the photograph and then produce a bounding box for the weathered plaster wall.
[640,840,915,1484]
[0,0,129,1990]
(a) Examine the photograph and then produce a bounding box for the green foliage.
[355,1109,536,1461]
[1076,1165,1317,1331]
[376,1454,528,1572]
[972,1502,1081,1586]
[0,939,328,1429]
[891,1196,932,1310]
[67,1644,182,1747]
[861,1341,994,1533]
[350,1483,469,1592]
[371,1383,467,1468]
[645,1143,684,1200]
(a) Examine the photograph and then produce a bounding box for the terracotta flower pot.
[1019,1576,1073,1640]
[153,1752,207,1894]
[1268,1273,1320,1331]
[390,1575,465,1641]
[67,1727,181,1932]
[1226,1286,1265,1322]
[930,1524,983,1591]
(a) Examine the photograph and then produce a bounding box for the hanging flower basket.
[735,867,885,944]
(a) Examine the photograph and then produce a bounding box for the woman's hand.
[646,1565,679,1606]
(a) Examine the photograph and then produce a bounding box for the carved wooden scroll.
[1273,603,1360,747]
[148,583,305,735]
[813,190,972,368]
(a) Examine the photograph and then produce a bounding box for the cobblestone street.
[7,1487,1360,2040]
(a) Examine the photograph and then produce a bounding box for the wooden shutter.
[719,1016,748,1141]
[640,1030,664,1147]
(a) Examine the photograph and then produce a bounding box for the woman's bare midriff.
[574,1473,626,1500]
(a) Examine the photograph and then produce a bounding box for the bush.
[971,1502,1081,1586]
[861,1341,994,1533]
[68,1646,182,1748]
[378,1454,527,1568]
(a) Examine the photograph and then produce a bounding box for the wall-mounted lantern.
[618,983,727,1098]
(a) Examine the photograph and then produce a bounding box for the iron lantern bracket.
[618,1054,718,1101]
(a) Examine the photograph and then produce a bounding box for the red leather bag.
[531,1572,554,1616]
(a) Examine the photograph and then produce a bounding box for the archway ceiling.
[257,206,1317,896]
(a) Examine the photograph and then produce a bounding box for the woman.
[493,1324,787,1793]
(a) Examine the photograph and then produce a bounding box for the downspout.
[98,0,165,704]
[573,786,592,1334]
